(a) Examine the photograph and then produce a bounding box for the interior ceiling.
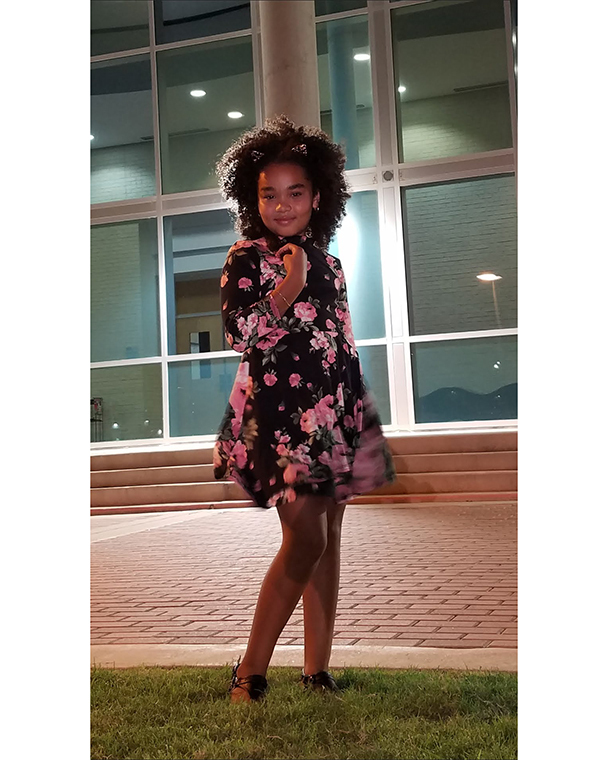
[91,0,508,150]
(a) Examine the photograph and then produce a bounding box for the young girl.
[213,116,396,702]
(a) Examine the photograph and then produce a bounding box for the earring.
[304,225,313,238]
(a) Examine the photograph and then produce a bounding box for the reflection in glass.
[91,364,163,442]
[157,38,255,193]
[411,335,517,423]
[402,175,517,335]
[90,0,150,57]
[327,191,385,341]
[317,16,375,169]
[315,0,368,16]
[163,209,236,356]
[357,345,391,426]
[169,357,240,437]
[154,0,251,45]
[91,56,156,203]
[91,219,160,362]
[392,0,512,162]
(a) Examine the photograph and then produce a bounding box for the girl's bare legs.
[302,500,346,675]
[231,494,334,702]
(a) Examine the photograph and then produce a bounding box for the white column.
[258,0,321,127]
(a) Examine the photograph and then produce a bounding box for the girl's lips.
[276,218,295,223]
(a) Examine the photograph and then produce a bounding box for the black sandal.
[300,669,340,692]
[228,657,268,701]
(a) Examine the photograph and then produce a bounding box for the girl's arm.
[221,247,288,353]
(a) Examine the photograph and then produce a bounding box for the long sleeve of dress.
[220,245,285,354]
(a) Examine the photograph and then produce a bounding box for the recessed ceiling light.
[190,89,206,98]
[354,53,370,61]
[477,273,502,281]
[228,111,243,119]
[398,85,406,93]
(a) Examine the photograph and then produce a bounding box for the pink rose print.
[238,277,253,290]
[264,372,278,386]
[232,441,247,469]
[289,373,301,387]
[326,348,336,364]
[310,331,330,351]
[220,272,228,288]
[284,462,310,484]
[278,403,285,411]
[294,302,317,322]
[292,354,300,361]
[344,414,355,428]
[300,408,318,433]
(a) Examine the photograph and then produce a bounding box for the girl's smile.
[257,162,319,239]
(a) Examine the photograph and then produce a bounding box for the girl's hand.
[278,243,308,289]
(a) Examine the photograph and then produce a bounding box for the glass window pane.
[411,335,517,423]
[91,0,150,57]
[402,175,516,335]
[91,219,161,362]
[91,364,163,442]
[154,0,251,45]
[157,38,255,194]
[169,357,240,437]
[315,0,368,15]
[163,209,236,356]
[328,191,385,341]
[392,0,512,162]
[91,56,156,203]
[357,345,391,426]
[317,15,375,169]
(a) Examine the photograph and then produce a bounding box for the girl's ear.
[313,191,320,209]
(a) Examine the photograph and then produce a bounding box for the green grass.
[91,665,517,759]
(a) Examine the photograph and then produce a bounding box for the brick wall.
[91,142,156,204]
[404,174,517,335]
[91,364,163,442]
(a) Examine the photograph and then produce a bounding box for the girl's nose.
[276,199,291,210]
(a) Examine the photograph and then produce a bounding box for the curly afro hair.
[216,115,351,251]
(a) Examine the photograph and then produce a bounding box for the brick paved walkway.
[91,503,517,650]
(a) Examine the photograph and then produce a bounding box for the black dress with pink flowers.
[213,233,396,509]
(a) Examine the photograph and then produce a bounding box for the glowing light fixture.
[353,53,370,61]
[228,111,243,119]
[190,89,206,98]
[90,134,94,140]
[476,272,502,282]
[398,85,406,93]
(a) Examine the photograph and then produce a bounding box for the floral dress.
[213,233,396,509]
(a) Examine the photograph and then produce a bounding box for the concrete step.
[386,431,516,456]
[90,480,245,508]
[372,470,517,496]
[350,491,518,504]
[90,491,517,516]
[91,464,214,488]
[90,500,254,516]
[90,431,517,472]
[91,452,517,489]
[393,451,516,473]
[91,448,214,471]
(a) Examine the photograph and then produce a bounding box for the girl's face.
[257,162,320,239]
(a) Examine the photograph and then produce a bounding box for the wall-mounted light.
[90,134,94,140]
[190,89,206,98]
[398,85,407,94]
[228,111,243,119]
[353,53,370,61]
[476,272,502,281]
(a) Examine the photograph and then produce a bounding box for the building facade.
[91,0,517,449]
